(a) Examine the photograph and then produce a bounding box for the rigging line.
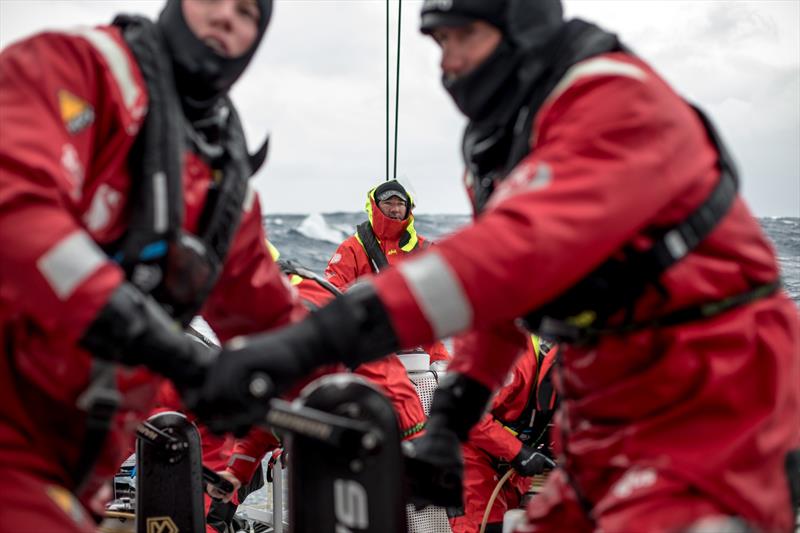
[392,0,402,182]
[385,0,390,182]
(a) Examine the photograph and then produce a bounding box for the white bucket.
[503,509,527,533]
[397,352,430,372]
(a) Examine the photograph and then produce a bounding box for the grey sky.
[1,0,798,216]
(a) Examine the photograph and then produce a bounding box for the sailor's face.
[430,21,502,81]
[378,197,408,220]
[182,0,260,58]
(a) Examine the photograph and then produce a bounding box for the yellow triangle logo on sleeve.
[58,89,95,134]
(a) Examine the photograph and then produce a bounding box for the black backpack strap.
[546,279,782,344]
[356,221,390,273]
[111,16,184,290]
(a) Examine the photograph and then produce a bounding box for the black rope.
[393,0,402,181]
[385,0,390,182]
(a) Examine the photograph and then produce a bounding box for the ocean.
[266,214,800,304]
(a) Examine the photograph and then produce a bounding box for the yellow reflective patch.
[147,516,179,533]
[567,310,597,328]
[45,484,89,526]
[502,424,519,436]
[265,239,281,261]
[387,249,398,255]
[58,89,95,134]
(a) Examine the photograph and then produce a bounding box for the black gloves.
[80,282,215,388]
[405,373,493,510]
[186,283,401,434]
[510,445,555,477]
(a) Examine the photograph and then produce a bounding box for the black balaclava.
[158,0,273,117]
[420,0,564,121]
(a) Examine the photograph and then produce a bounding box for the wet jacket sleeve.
[324,236,364,290]
[372,58,717,389]
[468,415,523,463]
[0,33,129,342]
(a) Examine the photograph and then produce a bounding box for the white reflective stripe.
[664,229,688,260]
[396,251,472,338]
[526,161,552,191]
[547,57,647,104]
[152,172,168,233]
[243,184,256,212]
[37,231,108,300]
[65,27,141,111]
[227,453,257,467]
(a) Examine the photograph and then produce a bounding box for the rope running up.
[386,0,403,181]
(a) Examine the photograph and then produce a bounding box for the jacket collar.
[365,188,418,251]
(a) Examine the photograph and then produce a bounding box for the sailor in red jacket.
[0,1,302,531]
[188,1,800,531]
[325,180,450,365]
[325,181,448,439]
[452,337,557,533]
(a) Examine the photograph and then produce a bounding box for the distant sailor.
[325,181,450,440]
[0,1,304,531]
[450,336,558,533]
[188,1,800,531]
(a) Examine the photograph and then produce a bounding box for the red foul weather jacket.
[325,192,453,439]
[0,26,301,510]
[369,52,800,531]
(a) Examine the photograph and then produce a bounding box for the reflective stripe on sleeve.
[396,251,472,338]
[547,56,647,104]
[243,184,256,212]
[65,27,141,112]
[152,171,168,233]
[37,230,108,300]
[227,453,257,468]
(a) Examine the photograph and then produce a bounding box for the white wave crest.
[296,213,347,244]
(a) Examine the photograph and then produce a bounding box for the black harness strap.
[356,222,390,273]
[541,279,782,344]
[493,347,560,448]
[111,15,184,290]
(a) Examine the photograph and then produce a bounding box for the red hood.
[368,194,412,241]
